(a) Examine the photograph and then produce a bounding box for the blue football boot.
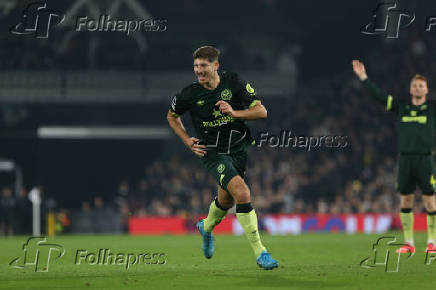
[196,219,214,259]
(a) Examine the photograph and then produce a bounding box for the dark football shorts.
[199,149,248,191]
[397,154,435,195]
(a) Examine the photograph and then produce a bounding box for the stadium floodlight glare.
[0,159,23,199]
[29,187,42,236]
[0,160,15,171]
[37,126,171,139]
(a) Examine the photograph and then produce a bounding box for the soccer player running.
[167,46,278,269]
[352,60,436,253]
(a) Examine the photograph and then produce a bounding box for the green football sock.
[400,210,414,245]
[236,210,266,257]
[427,212,436,244]
[203,199,227,232]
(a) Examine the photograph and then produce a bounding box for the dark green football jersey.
[363,79,436,154]
[170,71,260,154]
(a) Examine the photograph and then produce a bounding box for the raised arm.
[352,60,396,112]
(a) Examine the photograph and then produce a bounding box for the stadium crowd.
[2,0,435,220]
[0,0,303,74]
[4,30,433,223]
[0,187,32,235]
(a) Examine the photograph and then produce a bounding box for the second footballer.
[353,60,436,254]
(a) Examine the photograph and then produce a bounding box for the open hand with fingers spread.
[352,60,368,81]
[185,137,207,157]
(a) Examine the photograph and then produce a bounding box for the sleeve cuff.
[386,95,393,111]
[361,78,372,89]
[249,100,260,108]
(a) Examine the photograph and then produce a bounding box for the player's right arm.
[352,60,397,112]
[167,93,207,157]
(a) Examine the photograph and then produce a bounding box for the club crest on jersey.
[246,83,256,96]
[220,89,232,101]
[197,100,205,106]
[217,164,225,173]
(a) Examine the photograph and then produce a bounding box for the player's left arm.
[215,99,267,120]
[216,74,267,120]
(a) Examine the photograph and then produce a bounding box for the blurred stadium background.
[1,0,436,236]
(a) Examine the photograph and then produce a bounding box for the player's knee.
[218,188,235,208]
[423,196,436,212]
[401,200,414,208]
[227,176,250,203]
[234,184,250,203]
[400,194,414,208]
[235,190,250,203]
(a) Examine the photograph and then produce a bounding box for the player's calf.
[423,195,436,248]
[203,197,231,232]
[227,177,279,269]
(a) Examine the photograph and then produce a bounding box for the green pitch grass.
[1,232,435,290]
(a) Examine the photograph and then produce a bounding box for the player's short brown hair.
[193,46,220,62]
[411,74,428,85]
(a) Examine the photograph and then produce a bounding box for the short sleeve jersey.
[170,71,260,154]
